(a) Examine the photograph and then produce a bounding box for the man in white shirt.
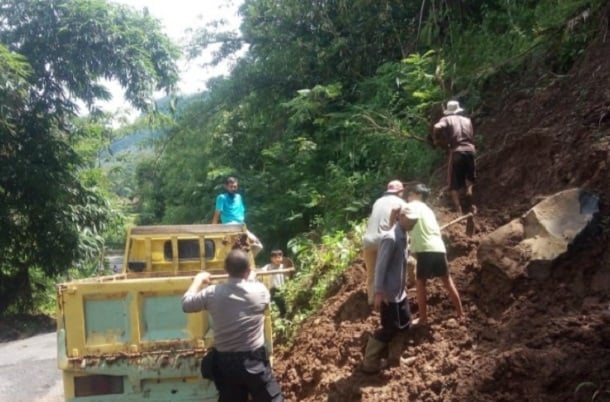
[362,180,408,305]
[260,249,287,316]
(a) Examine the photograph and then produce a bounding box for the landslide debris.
[272,25,610,402]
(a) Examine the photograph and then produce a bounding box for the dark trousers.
[214,346,283,402]
[374,298,412,343]
[270,287,286,317]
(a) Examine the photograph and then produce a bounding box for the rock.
[400,356,417,365]
[602,309,610,324]
[430,379,443,394]
[477,189,598,304]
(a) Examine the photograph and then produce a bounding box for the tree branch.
[356,111,428,143]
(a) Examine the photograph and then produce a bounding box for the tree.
[0,0,180,313]
[135,0,446,255]
[144,0,605,259]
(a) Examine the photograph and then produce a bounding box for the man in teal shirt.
[212,177,262,256]
[212,177,245,224]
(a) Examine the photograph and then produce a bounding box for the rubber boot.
[386,335,404,367]
[361,336,387,374]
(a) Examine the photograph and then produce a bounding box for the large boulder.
[477,188,599,306]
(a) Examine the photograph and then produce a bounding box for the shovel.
[440,211,474,234]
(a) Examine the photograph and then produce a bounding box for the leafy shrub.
[272,221,364,344]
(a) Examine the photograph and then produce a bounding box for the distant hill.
[101,128,162,157]
[99,92,203,159]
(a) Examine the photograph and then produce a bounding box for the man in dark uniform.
[182,249,283,402]
[432,100,476,214]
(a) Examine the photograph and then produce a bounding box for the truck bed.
[56,272,273,401]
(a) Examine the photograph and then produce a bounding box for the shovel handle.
[439,212,473,231]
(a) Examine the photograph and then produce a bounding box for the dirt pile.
[272,24,610,402]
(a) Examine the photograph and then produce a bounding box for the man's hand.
[247,269,257,281]
[373,292,387,312]
[194,271,211,285]
[211,210,220,224]
[186,271,211,294]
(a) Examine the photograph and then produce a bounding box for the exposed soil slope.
[272,25,610,402]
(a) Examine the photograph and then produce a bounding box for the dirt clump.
[272,29,610,402]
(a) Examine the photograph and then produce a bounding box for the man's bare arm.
[187,271,211,293]
[432,125,444,148]
[211,210,220,224]
[182,272,212,313]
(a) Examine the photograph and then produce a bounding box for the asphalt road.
[0,332,63,402]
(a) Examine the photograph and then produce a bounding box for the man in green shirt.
[406,184,464,325]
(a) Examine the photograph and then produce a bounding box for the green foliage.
[120,0,607,338]
[24,267,59,315]
[136,47,442,254]
[0,0,180,111]
[0,0,180,314]
[0,45,30,124]
[440,0,606,98]
[272,221,364,343]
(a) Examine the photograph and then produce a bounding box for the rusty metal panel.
[61,276,204,356]
[130,223,244,235]
[84,296,131,346]
[140,293,188,342]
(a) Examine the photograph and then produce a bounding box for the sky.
[99,0,243,117]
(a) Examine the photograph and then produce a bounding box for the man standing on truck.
[211,176,263,256]
[182,249,284,402]
[432,100,476,215]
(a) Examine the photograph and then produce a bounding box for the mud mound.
[476,32,610,217]
[274,216,610,401]
[272,23,610,402]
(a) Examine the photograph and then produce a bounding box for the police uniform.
[182,277,283,402]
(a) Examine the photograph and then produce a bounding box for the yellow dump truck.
[56,224,286,401]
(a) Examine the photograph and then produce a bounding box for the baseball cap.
[386,180,404,193]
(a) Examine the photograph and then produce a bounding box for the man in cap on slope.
[432,100,476,215]
[362,180,408,306]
